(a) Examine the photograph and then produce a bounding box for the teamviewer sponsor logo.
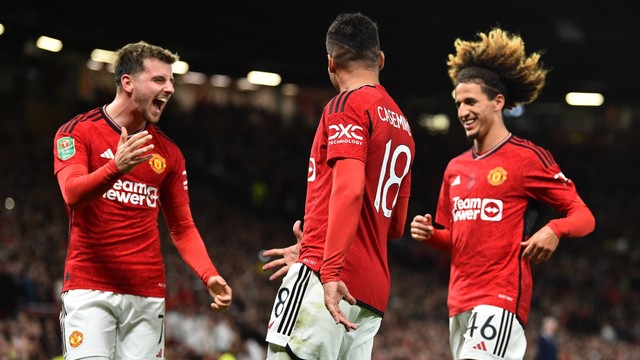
[480,199,503,221]
[102,180,159,207]
[452,197,503,221]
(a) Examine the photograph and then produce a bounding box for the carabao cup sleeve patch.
[57,136,76,160]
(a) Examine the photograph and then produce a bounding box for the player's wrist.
[320,272,340,284]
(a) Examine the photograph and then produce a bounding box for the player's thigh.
[60,289,117,359]
[340,306,381,360]
[116,295,165,359]
[459,305,526,360]
[450,310,472,360]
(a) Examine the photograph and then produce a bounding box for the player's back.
[341,84,415,314]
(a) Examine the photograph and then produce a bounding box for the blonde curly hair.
[447,28,549,109]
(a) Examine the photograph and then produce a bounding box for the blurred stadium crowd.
[1,63,639,359]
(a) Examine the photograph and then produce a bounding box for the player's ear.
[378,51,385,71]
[494,93,506,111]
[121,74,134,93]
[327,54,336,74]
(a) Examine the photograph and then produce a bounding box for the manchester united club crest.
[487,166,507,186]
[149,154,167,174]
[69,330,84,348]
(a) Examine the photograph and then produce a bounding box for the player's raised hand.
[262,220,302,281]
[323,281,358,332]
[115,127,154,174]
[410,213,434,241]
[207,275,232,312]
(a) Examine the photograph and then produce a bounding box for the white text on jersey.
[102,180,159,208]
[378,106,411,136]
[328,124,363,146]
[452,196,503,222]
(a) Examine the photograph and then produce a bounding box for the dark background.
[3,1,637,104]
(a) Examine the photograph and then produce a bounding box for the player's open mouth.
[153,98,167,112]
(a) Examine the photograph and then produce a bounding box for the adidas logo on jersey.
[100,149,115,159]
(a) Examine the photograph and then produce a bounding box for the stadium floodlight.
[247,71,281,86]
[36,36,63,52]
[172,61,189,75]
[565,92,604,106]
[90,49,116,64]
[419,113,450,135]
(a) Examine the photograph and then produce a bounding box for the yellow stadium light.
[36,36,63,52]
[247,71,281,86]
[172,61,189,75]
[565,92,604,106]
[419,113,450,135]
[90,49,116,63]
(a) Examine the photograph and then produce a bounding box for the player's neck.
[339,71,379,92]
[474,128,511,154]
[105,98,145,133]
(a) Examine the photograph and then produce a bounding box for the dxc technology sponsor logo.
[328,124,363,146]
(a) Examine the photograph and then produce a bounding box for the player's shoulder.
[55,107,104,136]
[506,135,557,168]
[325,84,389,114]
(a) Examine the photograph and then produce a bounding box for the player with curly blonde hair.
[447,27,548,109]
[410,28,595,360]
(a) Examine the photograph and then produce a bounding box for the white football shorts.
[265,262,381,359]
[450,304,526,360]
[60,289,165,359]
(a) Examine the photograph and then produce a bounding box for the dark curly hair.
[447,28,549,109]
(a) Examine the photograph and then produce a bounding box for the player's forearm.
[322,192,362,283]
[547,196,595,238]
[57,161,121,209]
[164,204,219,285]
[321,159,365,284]
[425,228,453,253]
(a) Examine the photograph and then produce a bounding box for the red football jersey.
[435,134,582,324]
[298,84,415,314]
[53,106,189,297]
